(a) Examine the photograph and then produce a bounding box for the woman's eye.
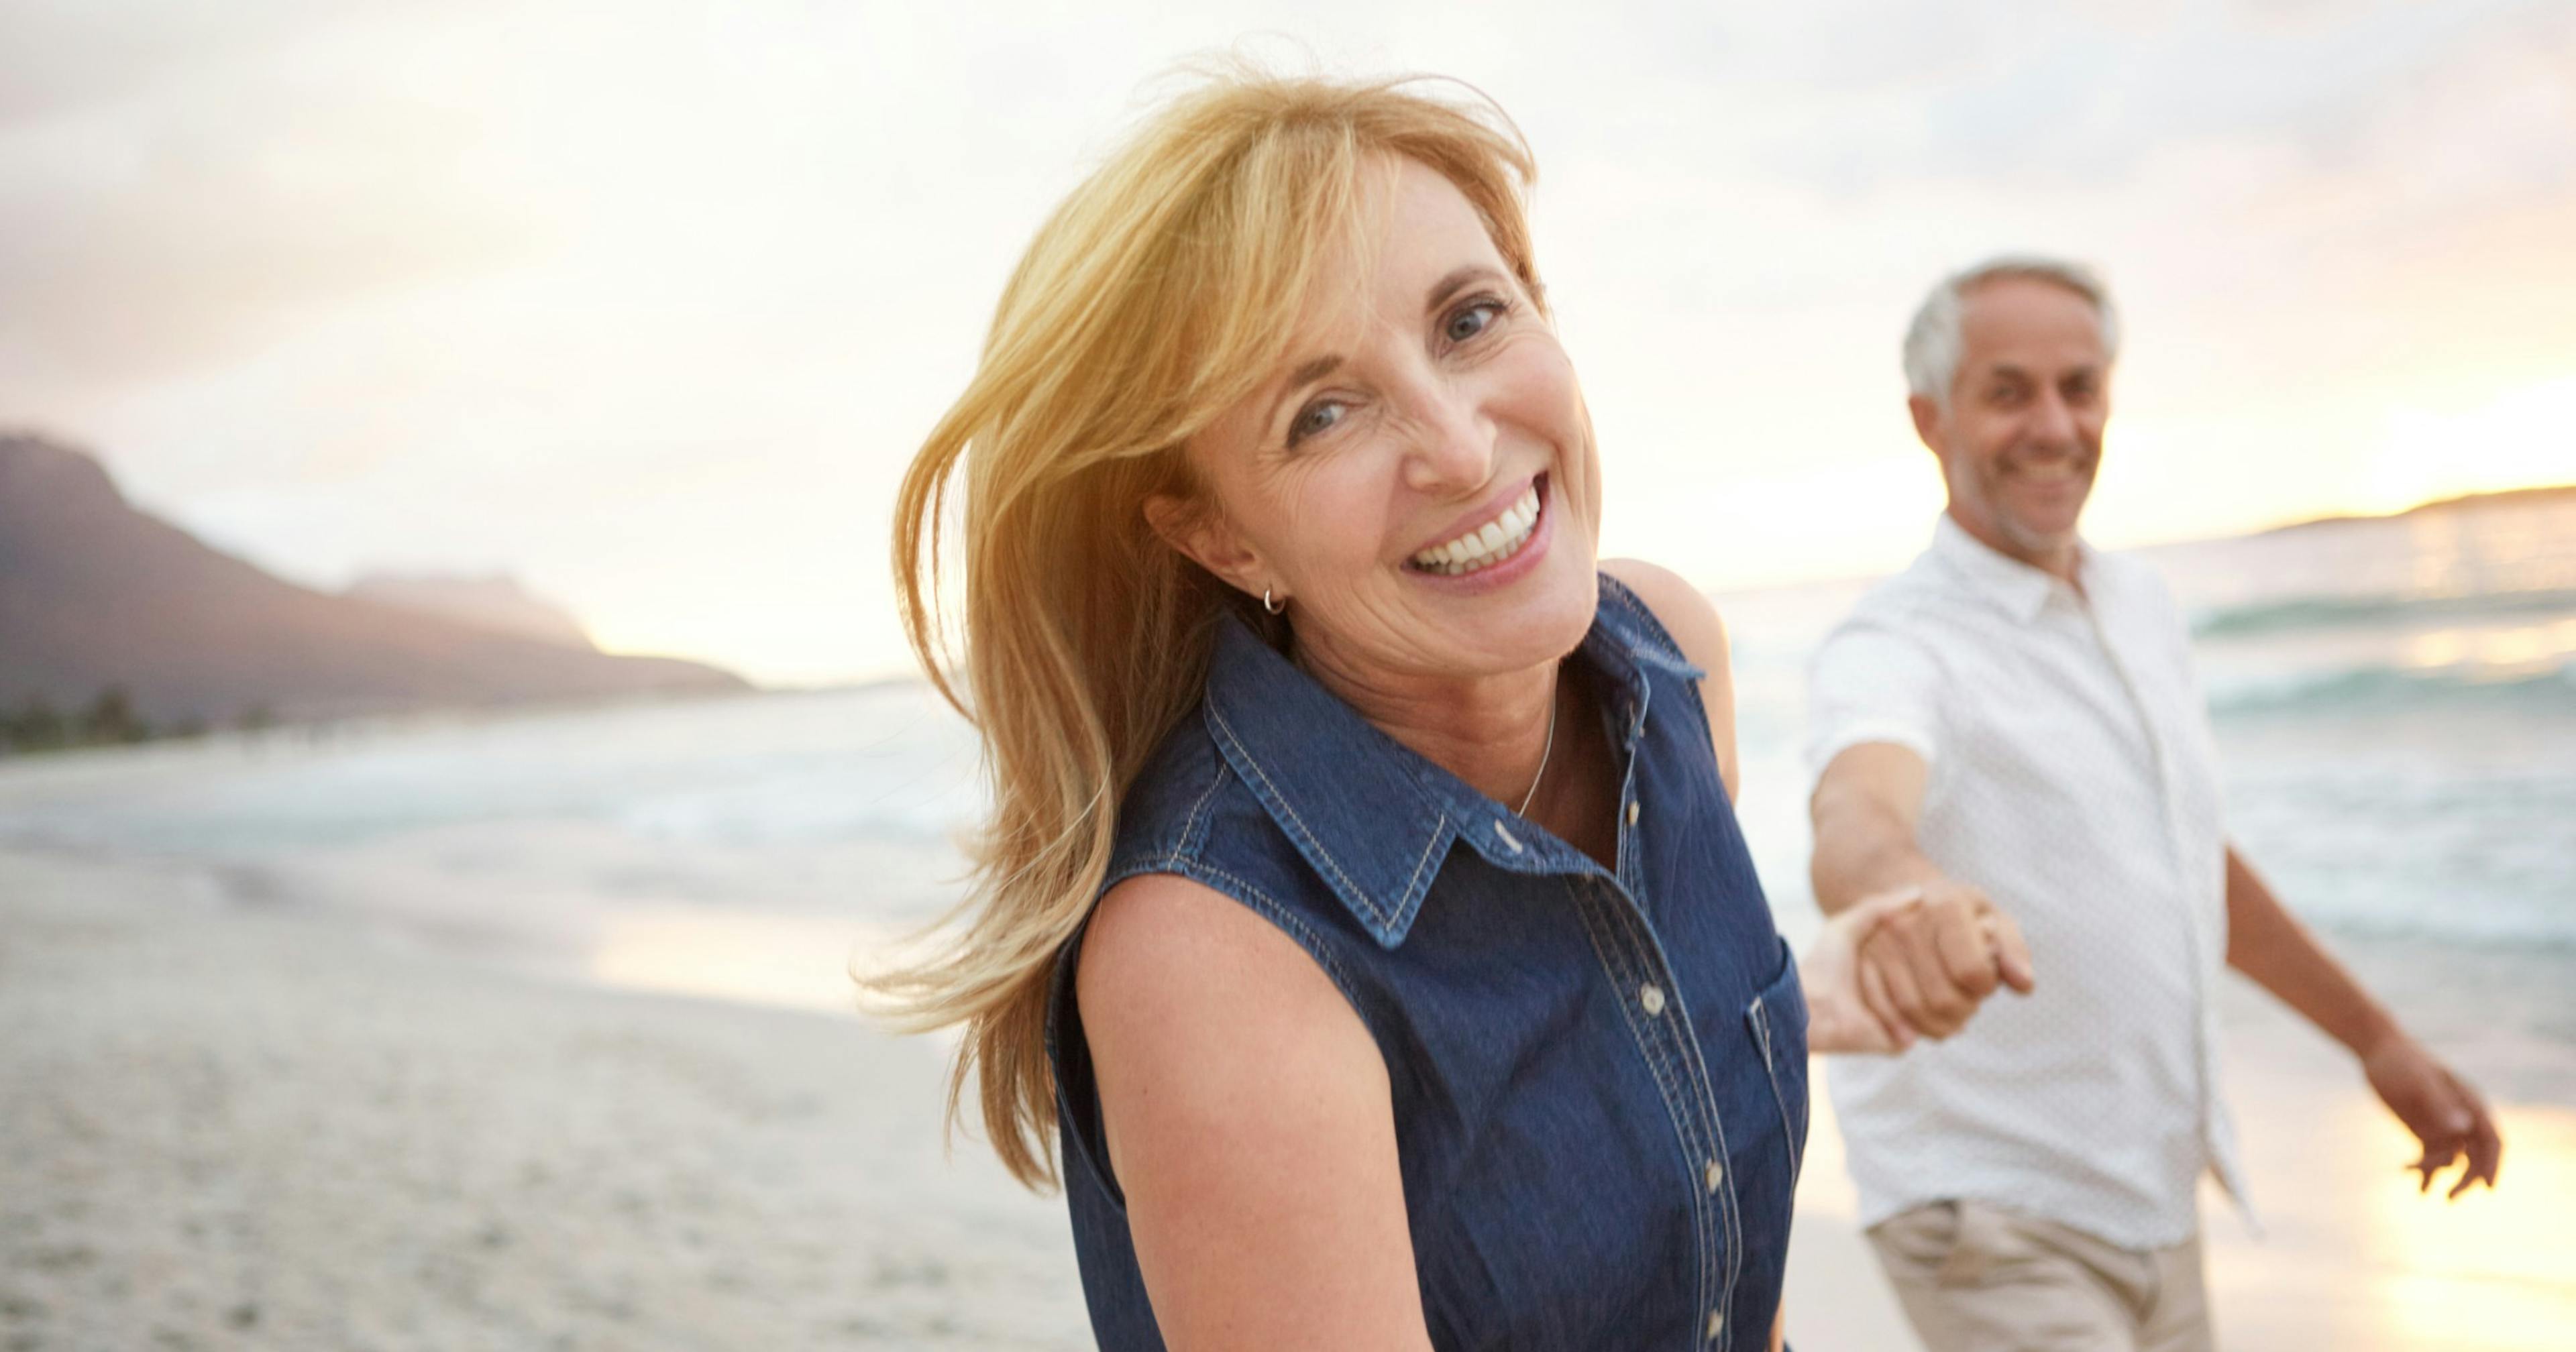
[1444,298,1505,344]
[1287,399,1344,447]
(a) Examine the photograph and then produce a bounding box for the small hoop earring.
[1261,587,1286,616]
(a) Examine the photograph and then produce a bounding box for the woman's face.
[1173,156,1603,687]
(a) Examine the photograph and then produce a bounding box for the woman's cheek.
[1295,460,1403,579]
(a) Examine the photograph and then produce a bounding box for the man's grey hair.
[1901,254,2121,404]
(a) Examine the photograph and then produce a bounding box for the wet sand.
[4,846,2569,1349]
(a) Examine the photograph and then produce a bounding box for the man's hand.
[1849,879,2035,1049]
[2363,1031,2502,1199]
[1805,882,2035,1054]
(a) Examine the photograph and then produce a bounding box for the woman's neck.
[1291,632,1562,813]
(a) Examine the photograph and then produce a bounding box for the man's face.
[1911,276,2110,567]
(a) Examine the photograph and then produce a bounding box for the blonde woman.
[880,70,2029,1351]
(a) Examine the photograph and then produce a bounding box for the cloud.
[0,0,353,127]
[1701,0,2564,192]
[0,1,549,392]
[3,0,2571,680]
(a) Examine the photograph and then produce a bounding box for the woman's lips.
[1404,472,1556,592]
[1407,473,1547,577]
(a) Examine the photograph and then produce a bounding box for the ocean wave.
[2297,904,2576,953]
[2208,661,2576,719]
[2192,587,2576,640]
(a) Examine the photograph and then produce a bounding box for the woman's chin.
[1419,557,1601,674]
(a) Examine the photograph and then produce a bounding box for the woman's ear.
[1144,492,1268,600]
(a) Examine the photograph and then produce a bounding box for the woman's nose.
[1400,384,1498,493]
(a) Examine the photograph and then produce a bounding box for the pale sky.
[5,0,2573,684]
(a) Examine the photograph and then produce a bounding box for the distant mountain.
[2259,484,2576,535]
[0,434,751,726]
[345,573,594,649]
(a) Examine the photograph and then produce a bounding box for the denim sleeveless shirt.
[1046,575,1809,1351]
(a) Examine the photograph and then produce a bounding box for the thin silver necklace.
[1514,692,1558,818]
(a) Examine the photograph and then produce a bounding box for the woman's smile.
[1406,471,1547,577]
[1398,469,1559,597]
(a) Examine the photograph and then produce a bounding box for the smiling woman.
[867,66,1966,1352]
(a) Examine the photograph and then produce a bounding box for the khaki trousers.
[1865,1200,2213,1352]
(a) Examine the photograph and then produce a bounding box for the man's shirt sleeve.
[1805,617,1944,783]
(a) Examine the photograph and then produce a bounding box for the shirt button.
[1639,983,1666,1016]
[1706,1310,1724,1341]
[1625,800,1641,826]
[1704,1159,1723,1192]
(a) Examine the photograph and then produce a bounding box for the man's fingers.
[1862,932,1934,1039]
[1890,918,1971,1035]
[1984,912,2037,994]
[1856,948,1914,1051]
[1930,905,2001,1000]
[2459,1086,2503,1195]
[2412,1140,2460,1194]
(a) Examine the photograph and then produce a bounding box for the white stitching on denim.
[1603,883,1741,1333]
[1207,701,1387,929]
[1569,877,1716,1332]
[1752,997,1805,1191]
[1175,750,1228,855]
[1396,813,1448,915]
[1103,857,1369,1015]
[1182,862,1364,1005]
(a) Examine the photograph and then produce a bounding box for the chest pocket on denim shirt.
[1744,936,1810,1188]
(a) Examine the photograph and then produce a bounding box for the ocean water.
[1721,497,2576,956]
[2,500,2570,997]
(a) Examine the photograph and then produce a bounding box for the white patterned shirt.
[1806,514,2250,1249]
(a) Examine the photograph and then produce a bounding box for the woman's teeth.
[1411,484,1542,576]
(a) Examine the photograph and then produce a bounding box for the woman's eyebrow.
[1425,264,1503,313]
[1285,354,1343,390]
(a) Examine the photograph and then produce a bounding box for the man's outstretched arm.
[2222,844,2502,1198]
[1809,742,2033,1051]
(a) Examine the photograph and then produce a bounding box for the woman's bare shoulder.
[1079,871,1352,1035]
[1076,871,1377,1146]
[1075,873,1430,1348]
[1599,557,1729,674]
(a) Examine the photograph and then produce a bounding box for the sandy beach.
[7,838,2573,1350]
[0,848,1087,1350]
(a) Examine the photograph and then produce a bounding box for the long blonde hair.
[875,68,1544,1189]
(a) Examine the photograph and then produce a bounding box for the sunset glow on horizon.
[5,1,2571,685]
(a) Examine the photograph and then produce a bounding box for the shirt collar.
[1198,577,1668,948]
[1930,512,2092,623]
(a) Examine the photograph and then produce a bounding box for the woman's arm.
[1079,874,1438,1351]
[1599,558,1737,800]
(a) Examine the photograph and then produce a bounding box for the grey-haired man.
[1804,256,2502,1351]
